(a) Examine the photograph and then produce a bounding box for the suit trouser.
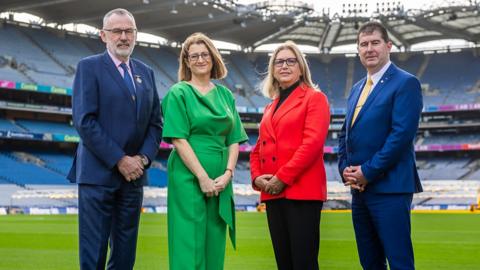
[265,199,323,270]
[78,182,143,270]
[352,191,414,270]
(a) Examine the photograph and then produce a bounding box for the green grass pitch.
[0,212,479,269]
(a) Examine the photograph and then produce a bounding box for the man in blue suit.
[67,8,162,270]
[338,21,423,270]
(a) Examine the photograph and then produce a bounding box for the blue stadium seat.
[15,119,77,135]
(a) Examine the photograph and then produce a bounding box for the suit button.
[262,158,265,163]
[262,141,266,145]
[272,157,276,162]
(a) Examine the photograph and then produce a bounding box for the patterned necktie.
[351,77,373,127]
[120,62,136,102]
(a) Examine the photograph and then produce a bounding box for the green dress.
[161,81,248,270]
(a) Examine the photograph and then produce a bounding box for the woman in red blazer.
[250,41,330,270]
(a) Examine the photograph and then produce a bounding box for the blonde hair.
[178,32,227,81]
[261,41,318,99]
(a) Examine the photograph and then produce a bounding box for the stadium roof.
[279,3,480,52]
[1,0,480,51]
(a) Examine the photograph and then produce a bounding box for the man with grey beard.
[68,8,162,270]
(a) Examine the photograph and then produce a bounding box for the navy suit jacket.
[338,63,423,193]
[68,51,162,187]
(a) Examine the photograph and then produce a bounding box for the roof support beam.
[2,0,76,12]
[414,16,473,41]
[251,20,302,48]
[67,0,187,24]
[320,22,342,52]
[379,18,411,49]
[143,13,237,31]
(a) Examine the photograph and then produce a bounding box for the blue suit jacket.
[68,51,162,187]
[338,63,423,193]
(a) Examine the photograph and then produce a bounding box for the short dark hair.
[356,21,389,43]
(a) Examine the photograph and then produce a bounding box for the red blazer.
[250,84,330,201]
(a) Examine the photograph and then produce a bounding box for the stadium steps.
[11,119,29,132]
[0,153,32,188]
[227,56,255,91]
[10,151,67,178]
[79,39,100,55]
[137,47,176,84]
[218,78,234,91]
[415,136,425,147]
[244,95,257,107]
[0,56,36,83]
[141,47,178,80]
[39,161,68,177]
[468,79,480,93]
[460,159,480,180]
[416,54,431,80]
[416,197,432,205]
[222,63,257,107]
[226,59,254,93]
[12,120,30,133]
[17,28,75,76]
[0,118,28,132]
[15,62,38,84]
[11,151,44,165]
[420,83,440,97]
[0,175,26,188]
[345,58,355,96]
[33,154,69,177]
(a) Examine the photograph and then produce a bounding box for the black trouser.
[265,199,323,270]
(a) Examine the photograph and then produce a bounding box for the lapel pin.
[135,75,142,84]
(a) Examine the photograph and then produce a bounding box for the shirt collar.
[368,61,391,85]
[107,49,129,69]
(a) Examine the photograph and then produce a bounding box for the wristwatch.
[140,155,149,167]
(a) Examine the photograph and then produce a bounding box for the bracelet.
[225,168,234,176]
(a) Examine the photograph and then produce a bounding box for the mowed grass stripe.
[0,212,479,269]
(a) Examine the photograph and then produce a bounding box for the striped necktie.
[351,77,373,126]
[120,62,136,102]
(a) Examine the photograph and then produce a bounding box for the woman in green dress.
[161,32,248,270]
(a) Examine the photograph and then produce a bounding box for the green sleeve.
[225,88,248,146]
[161,85,190,143]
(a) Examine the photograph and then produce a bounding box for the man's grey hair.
[102,8,136,29]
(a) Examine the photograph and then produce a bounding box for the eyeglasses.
[273,58,298,67]
[188,52,211,62]
[103,28,137,37]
